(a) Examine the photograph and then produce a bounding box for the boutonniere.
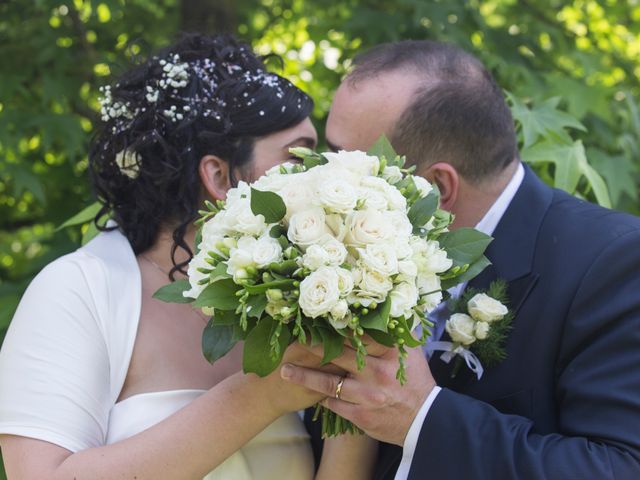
[429,280,513,379]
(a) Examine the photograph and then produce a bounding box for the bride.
[0,33,376,479]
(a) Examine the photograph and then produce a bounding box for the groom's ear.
[424,162,459,211]
[199,154,232,201]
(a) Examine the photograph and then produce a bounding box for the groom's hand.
[281,342,436,446]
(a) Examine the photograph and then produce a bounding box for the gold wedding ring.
[335,376,346,399]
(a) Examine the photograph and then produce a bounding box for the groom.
[282,40,640,478]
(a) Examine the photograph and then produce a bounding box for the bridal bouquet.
[155,137,491,436]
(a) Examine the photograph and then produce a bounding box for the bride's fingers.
[280,364,364,405]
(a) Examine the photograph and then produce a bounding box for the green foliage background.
[0,0,638,472]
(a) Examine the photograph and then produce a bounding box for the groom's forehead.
[325,71,421,151]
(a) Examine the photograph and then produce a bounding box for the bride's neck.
[140,225,197,277]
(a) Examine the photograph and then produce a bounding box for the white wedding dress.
[0,228,314,479]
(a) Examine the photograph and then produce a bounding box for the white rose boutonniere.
[428,279,513,379]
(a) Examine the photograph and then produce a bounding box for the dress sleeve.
[0,253,112,452]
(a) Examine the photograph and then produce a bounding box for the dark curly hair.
[89,33,314,277]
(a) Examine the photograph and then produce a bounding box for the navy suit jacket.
[307,165,640,479]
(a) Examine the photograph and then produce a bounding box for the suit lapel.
[431,165,552,387]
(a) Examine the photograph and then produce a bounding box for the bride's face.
[245,117,317,181]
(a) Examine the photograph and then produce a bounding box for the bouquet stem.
[313,404,363,438]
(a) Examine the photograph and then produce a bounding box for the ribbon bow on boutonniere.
[426,280,513,379]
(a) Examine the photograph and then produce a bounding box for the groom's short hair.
[349,40,517,182]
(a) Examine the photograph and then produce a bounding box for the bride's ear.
[199,155,231,201]
[423,162,459,211]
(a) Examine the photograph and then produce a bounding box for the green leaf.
[246,294,268,319]
[56,201,103,230]
[211,309,240,326]
[394,316,422,348]
[366,329,396,347]
[209,262,231,283]
[367,134,397,161]
[243,317,290,376]
[318,327,345,365]
[250,188,286,223]
[441,255,492,290]
[407,191,439,228]
[360,298,391,332]
[193,278,241,309]
[508,94,586,148]
[202,320,238,363]
[438,229,493,266]
[153,279,192,303]
[522,140,611,207]
[588,148,638,206]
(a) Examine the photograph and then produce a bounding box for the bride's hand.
[261,342,345,416]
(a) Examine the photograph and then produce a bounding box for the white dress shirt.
[394,163,525,480]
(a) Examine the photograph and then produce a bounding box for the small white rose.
[317,178,358,213]
[329,299,351,329]
[417,273,443,313]
[323,150,380,177]
[252,236,283,268]
[183,250,211,299]
[288,207,331,247]
[446,313,477,346]
[357,268,393,300]
[475,321,490,340]
[382,165,403,184]
[412,175,434,198]
[226,236,257,276]
[389,282,419,319]
[299,266,341,318]
[345,209,393,246]
[301,244,329,271]
[320,236,348,266]
[280,176,316,219]
[357,243,399,276]
[468,293,508,323]
[358,186,388,211]
[335,267,354,297]
[397,259,418,279]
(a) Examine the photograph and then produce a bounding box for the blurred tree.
[0,0,638,472]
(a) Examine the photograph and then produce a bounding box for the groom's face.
[325,71,419,152]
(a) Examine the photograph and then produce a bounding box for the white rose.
[329,299,351,329]
[317,178,358,213]
[183,250,211,299]
[475,321,490,340]
[320,236,348,266]
[389,282,419,319]
[398,260,418,279]
[412,175,434,198]
[226,198,268,237]
[227,236,257,276]
[252,236,283,268]
[382,165,403,184]
[345,209,393,246]
[357,268,393,300]
[446,313,477,346]
[301,244,329,271]
[467,293,508,323]
[251,172,290,193]
[415,240,453,274]
[385,185,407,211]
[299,266,341,318]
[357,243,399,276]
[386,211,413,239]
[323,150,380,177]
[335,267,354,297]
[417,273,443,312]
[325,214,347,241]
[280,177,316,219]
[288,207,331,247]
[358,186,388,211]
